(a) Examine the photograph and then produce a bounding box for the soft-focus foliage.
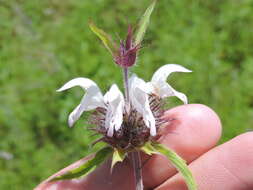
[0,0,253,189]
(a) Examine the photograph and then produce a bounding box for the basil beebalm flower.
[57,64,190,143]
[53,1,197,190]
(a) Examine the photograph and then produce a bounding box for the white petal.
[80,89,105,111]
[143,114,156,136]
[173,90,188,104]
[104,84,124,137]
[68,104,81,127]
[157,82,188,104]
[107,124,114,137]
[129,75,156,136]
[133,88,156,136]
[104,84,123,104]
[57,77,99,92]
[151,64,192,84]
[129,74,151,93]
[150,64,191,102]
[145,82,155,94]
[57,77,105,127]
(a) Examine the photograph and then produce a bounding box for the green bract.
[51,142,197,190]
[50,147,113,181]
[134,0,157,45]
[111,149,126,170]
[89,0,157,57]
[88,21,117,55]
[141,142,197,190]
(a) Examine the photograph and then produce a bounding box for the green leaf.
[140,142,157,155]
[111,149,126,170]
[51,147,113,181]
[134,0,157,45]
[89,21,117,55]
[152,143,197,190]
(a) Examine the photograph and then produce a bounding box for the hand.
[36,104,253,190]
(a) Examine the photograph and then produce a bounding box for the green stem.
[122,68,143,190]
[123,67,130,103]
[131,151,143,190]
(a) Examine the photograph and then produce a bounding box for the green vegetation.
[0,0,253,189]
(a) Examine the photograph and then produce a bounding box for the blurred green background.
[0,0,253,189]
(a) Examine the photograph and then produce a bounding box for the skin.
[36,104,253,190]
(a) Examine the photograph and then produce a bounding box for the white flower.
[147,64,192,104]
[57,78,124,137]
[129,75,156,136]
[57,64,191,138]
[104,84,124,137]
[128,64,191,136]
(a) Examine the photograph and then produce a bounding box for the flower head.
[57,64,191,150]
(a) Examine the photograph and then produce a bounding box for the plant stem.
[131,151,143,190]
[123,67,130,103]
[122,68,143,190]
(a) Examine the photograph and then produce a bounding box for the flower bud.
[114,25,140,68]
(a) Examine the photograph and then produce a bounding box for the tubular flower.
[146,64,192,104]
[129,74,156,136]
[57,78,124,137]
[103,84,125,137]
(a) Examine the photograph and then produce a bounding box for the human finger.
[143,104,222,188]
[156,132,253,190]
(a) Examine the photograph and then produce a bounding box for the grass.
[0,0,253,189]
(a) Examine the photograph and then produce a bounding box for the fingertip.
[162,104,222,156]
[143,104,222,188]
[157,132,253,190]
[164,104,222,138]
[219,132,253,183]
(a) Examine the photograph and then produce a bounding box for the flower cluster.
[57,64,191,150]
